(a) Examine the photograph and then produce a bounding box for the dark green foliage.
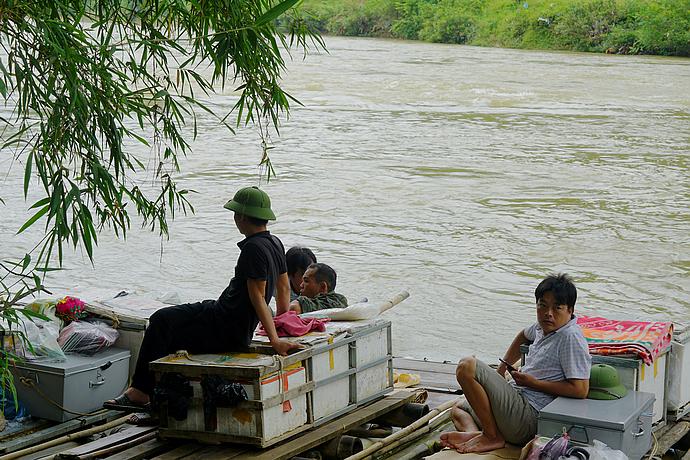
[299,0,690,56]
[551,0,626,51]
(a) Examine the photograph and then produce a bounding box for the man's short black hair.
[307,262,337,292]
[535,273,577,310]
[286,247,317,276]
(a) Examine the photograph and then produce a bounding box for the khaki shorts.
[459,360,538,445]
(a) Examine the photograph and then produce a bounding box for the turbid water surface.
[2,37,689,362]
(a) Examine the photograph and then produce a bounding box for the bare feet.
[456,433,505,453]
[439,431,481,449]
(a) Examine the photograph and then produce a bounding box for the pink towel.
[257,311,330,337]
[577,315,673,365]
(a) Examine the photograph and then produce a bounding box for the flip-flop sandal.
[126,412,160,426]
[103,393,151,412]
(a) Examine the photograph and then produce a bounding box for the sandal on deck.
[103,393,151,412]
[126,412,159,426]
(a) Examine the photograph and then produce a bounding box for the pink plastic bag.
[539,433,570,459]
[58,320,118,354]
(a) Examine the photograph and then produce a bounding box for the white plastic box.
[668,324,690,420]
[11,348,130,422]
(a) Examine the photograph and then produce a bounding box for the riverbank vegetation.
[297,0,690,56]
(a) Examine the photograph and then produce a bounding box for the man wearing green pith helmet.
[104,186,300,412]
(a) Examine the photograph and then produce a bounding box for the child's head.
[286,246,317,294]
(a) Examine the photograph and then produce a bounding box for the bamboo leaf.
[23,151,33,198]
[16,205,50,234]
[29,197,51,209]
[254,0,301,27]
[21,254,31,271]
[17,309,50,322]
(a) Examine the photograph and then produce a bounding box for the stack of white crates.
[668,324,690,421]
[151,319,393,447]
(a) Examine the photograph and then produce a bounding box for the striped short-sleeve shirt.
[512,316,591,410]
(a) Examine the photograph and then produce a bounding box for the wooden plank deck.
[394,357,461,394]
[3,358,688,460]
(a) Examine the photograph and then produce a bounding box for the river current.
[2,37,689,362]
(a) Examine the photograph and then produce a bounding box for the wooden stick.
[344,397,460,460]
[0,415,131,460]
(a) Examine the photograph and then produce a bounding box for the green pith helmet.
[588,364,628,400]
[224,186,276,221]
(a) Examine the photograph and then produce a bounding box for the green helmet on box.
[587,364,628,400]
[224,186,276,221]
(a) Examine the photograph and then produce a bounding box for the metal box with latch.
[538,391,654,460]
[11,347,130,422]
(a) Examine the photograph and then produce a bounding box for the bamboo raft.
[1,358,688,460]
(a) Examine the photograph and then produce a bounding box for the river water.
[2,37,689,362]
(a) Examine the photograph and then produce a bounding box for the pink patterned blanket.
[577,316,673,365]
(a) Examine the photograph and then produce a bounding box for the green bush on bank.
[298,0,690,56]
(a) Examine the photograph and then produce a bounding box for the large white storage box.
[152,319,394,446]
[538,391,655,460]
[668,324,690,420]
[10,347,130,422]
[250,319,394,425]
[151,352,310,447]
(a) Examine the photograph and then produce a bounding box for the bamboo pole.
[0,415,131,460]
[378,291,410,314]
[372,408,453,459]
[379,420,455,460]
[344,397,460,460]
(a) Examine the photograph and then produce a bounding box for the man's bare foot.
[439,431,481,449]
[456,433,505,453]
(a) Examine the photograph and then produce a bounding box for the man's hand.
[510,370,538,388]
[497,363,508,377]
[271,338,303,356]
